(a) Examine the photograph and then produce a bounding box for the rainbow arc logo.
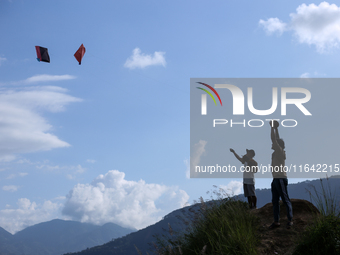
[196,82,222,106]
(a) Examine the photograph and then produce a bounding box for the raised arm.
[275,126,280,139]
[230,148,244,163]
[270,120,281,150]
[270,120,280,140]
[271,126,276,142]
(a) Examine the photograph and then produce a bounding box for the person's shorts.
[243,183,256,197]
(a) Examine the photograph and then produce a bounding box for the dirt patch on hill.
[251,199,319,255]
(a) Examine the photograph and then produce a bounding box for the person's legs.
[247,184,256,209]
[251,196,257,208]
[278,178,293,222]
[244,183,252,208]
[247,196,252,208]
[271,179,280,223]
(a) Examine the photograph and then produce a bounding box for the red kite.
[35,46,50,63]
[74,44,86,65]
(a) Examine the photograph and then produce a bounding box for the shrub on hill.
[151,196,259,255]
[293,178,340,255]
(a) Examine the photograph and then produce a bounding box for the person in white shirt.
[230,148,258,209]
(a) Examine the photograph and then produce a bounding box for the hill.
[0,177,338,255]
[253,199,319,254]
[65,177,340,255]
[65,199,321,255]
[236,176,340,209]
[0,219,135,255]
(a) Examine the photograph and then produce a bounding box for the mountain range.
[65,176,340,255]
[0,176,339,255]
[0,219,135,255]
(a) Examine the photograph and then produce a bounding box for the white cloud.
[2,75,76,86]
[23,74,76,84]
[0,86,79,112]
[0,198,63,234]
[0,57,7,66]
[6,174,16,179]
[87,159,96,163]
[220,181,243,196]
[54,196,66,201]
[66,165,86,179]
[300,72,310,78]
[36,162,61,171]
[36,162,86,179]
[259,2,340,53]
[0,85,81,161]
[2,185,19,192]
[259,18,287,35]
[6,172,28,179]
[190,140,207,177]
[299,71,326,78]
[62,170,189,230]
[124,48,166,69]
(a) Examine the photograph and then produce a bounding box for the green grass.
[306,177,340,217]
[292,214,340,255]
[293,178,340,255]
[152,193,259,255]
[145,178,340,255]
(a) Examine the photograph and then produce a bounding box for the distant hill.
[0,177,338,255]
[64,206,192,255]
[0,219,135,255]
[65,176,340,255]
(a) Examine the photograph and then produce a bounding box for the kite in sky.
[35,46,50,63]
[74,44,86,65]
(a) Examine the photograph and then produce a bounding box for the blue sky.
[0,0,340,234]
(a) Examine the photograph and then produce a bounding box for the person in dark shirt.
[269,120,293,229]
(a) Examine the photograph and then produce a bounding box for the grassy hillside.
[151,178,340,255]
[66,177,340,255]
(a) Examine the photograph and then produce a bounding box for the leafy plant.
[151,188,259,255]
[293,178,340,255]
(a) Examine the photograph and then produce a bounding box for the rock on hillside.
[252,199,320,255]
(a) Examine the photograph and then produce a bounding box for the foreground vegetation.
[293,178,340,255]
[143,179,340,255]
[149,189,260,255]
